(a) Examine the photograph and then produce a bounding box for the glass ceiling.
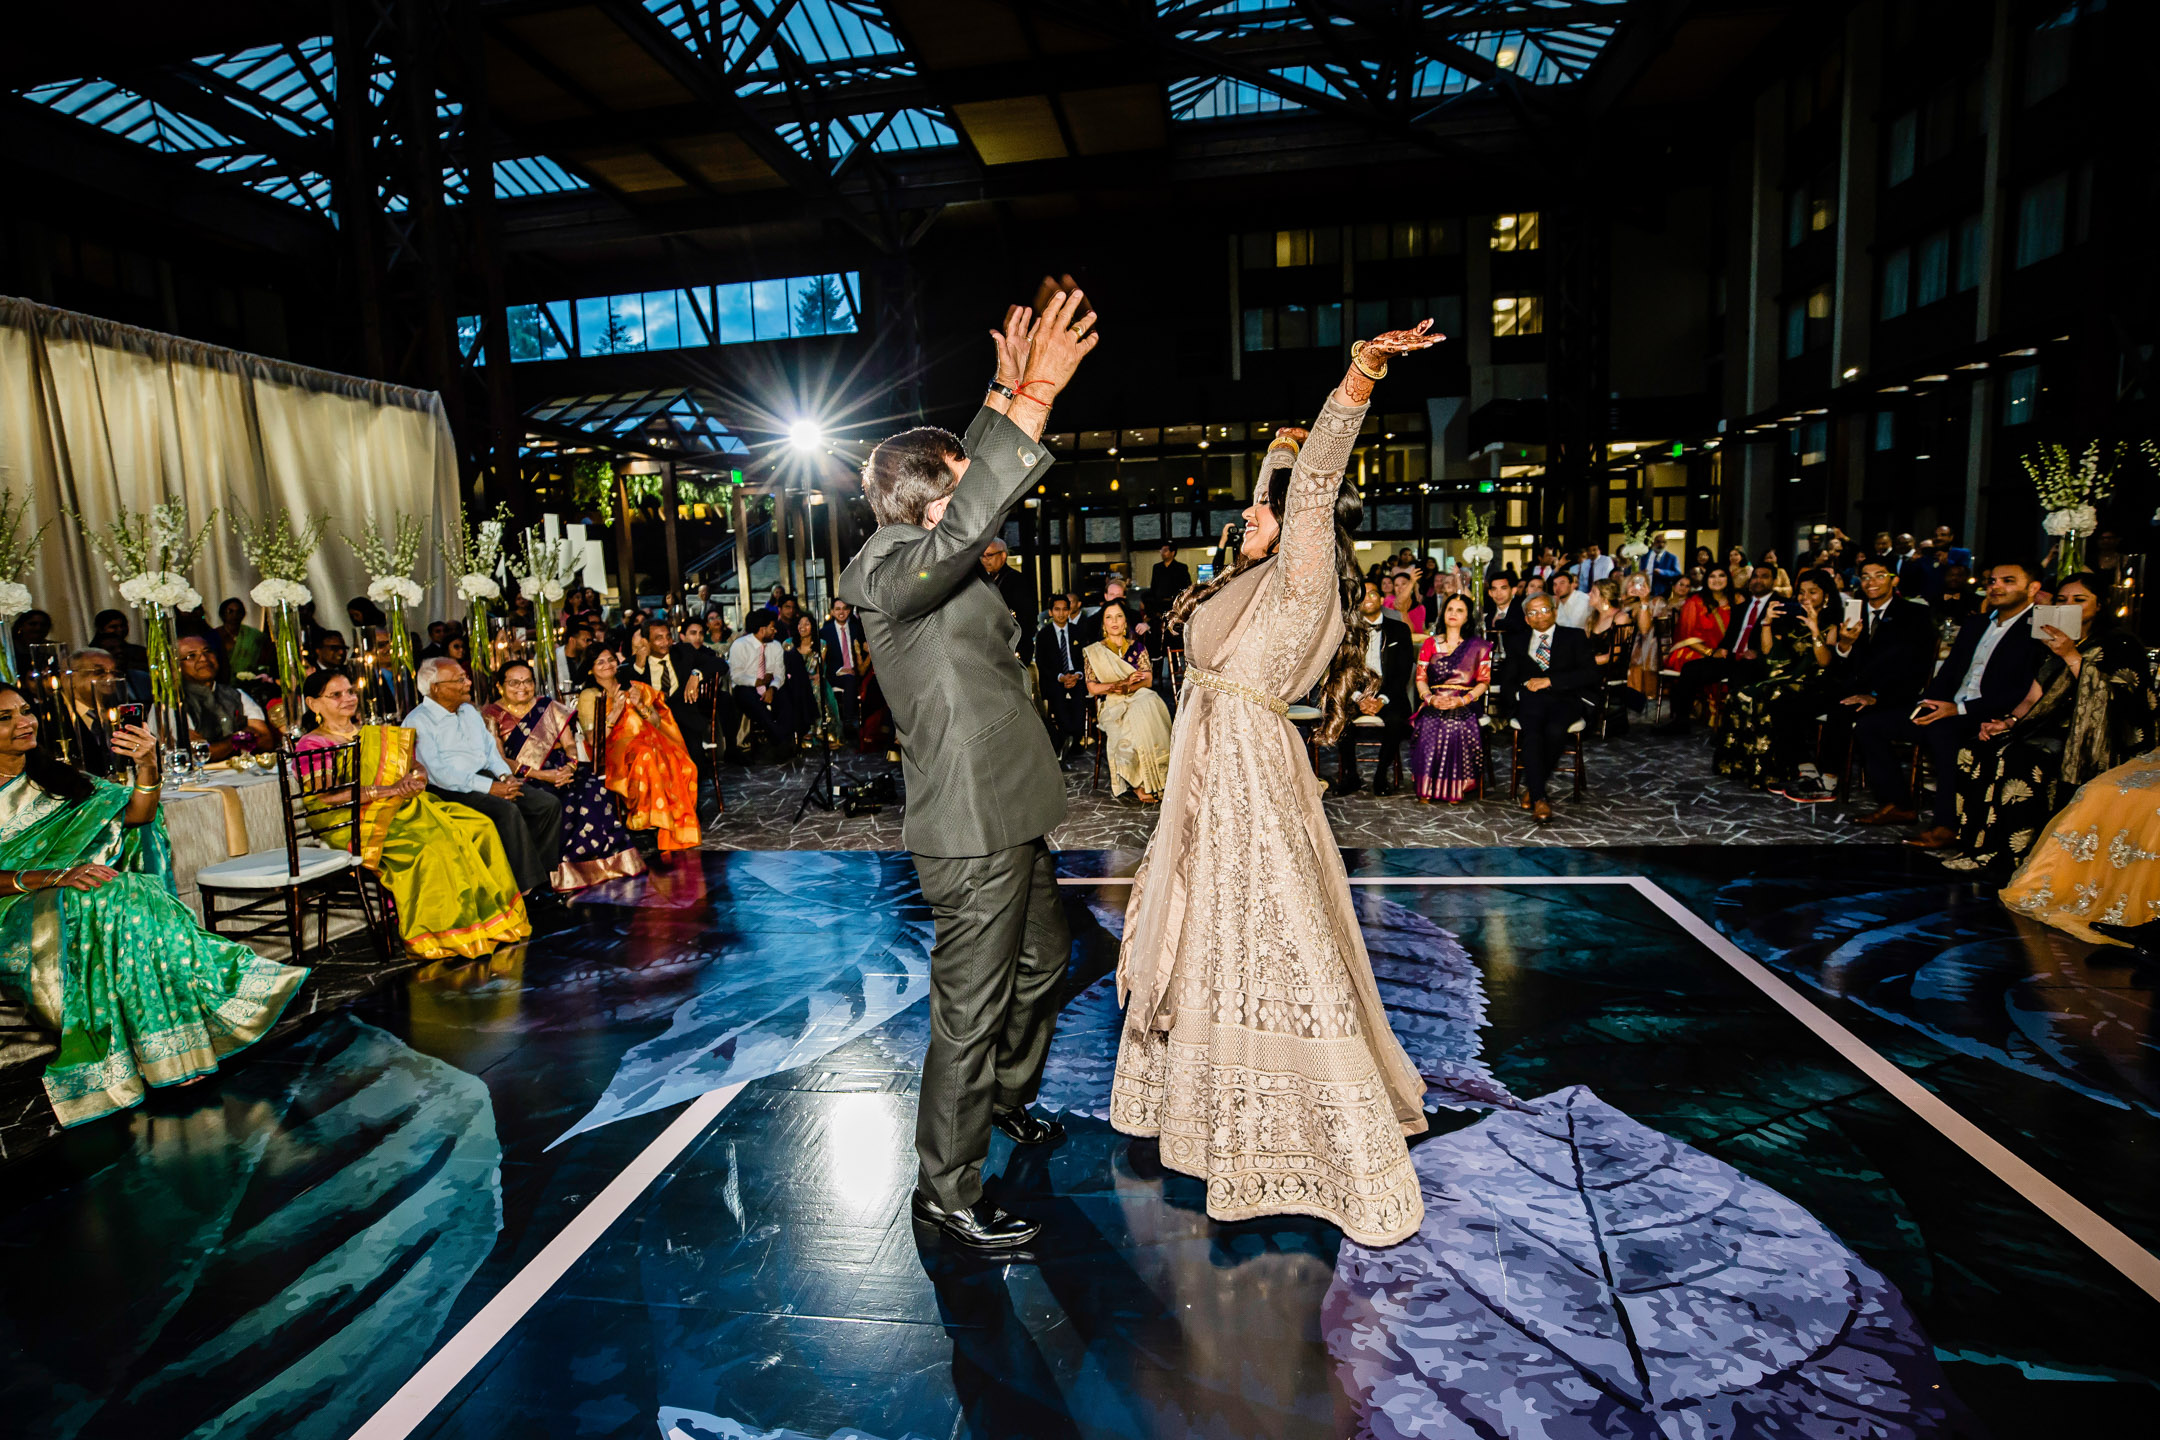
[526,389,751,463]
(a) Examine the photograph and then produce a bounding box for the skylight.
[496,156,590,198]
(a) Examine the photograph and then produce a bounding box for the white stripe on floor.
[1065,870,2160,1302]
[348,1082,749,1440]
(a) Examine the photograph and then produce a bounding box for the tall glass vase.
[0,625,16,686]
[271,602,307,733]
[2058,531,2085,578]
[142,603,185,774]
[386,596,416,709]
[532,603,560,697]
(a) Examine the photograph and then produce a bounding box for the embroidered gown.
[1110,391,1428,1247]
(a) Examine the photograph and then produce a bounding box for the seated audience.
[1036,595,1089,762]
[1384,568,1427,635]
[1084,602,1172,803]
[1772,557,1932,803]
[1408,594,1491,803]
[417,621,452,660]
[1762,547,1795,599]
[91,609,150,678]
[1936,573,2157,871]
[1854,559,2049,841]
[1716,569,1842,791]
[778,613,825,743]
[12,608,53,654]
[1482,571,1529,655]
[310,632,352,678]
[581,646,702,850]
[1660,564,1781,733]
[1336,581,1413,797]
[482,661,646,889]
[1550,571,1592,630]
[0,690,305,1127]
[1999,746,2160,952]
[53,649,124,775]
[821,598,869,739]
[405,655,562,895]
[1622,573,1668,698]
[1497,595,1597,824]
[216,597,270,682]
[178,633,276,758]
[634,618,716,781]
[979,537,1032,622]
[726,612,787,753]
[299,670,529,957]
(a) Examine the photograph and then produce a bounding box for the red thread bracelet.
[1016,380,1057,405]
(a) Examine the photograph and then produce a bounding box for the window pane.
[575,296,611,355]
[505,303,547,362]
[1431,295,1463,336]
[607,293,646,352]
[1800,420,1828,466]
[1786,188,1809,248]
[1493,293,1542,337]
[1315,300,1342,348]
[642,290,680,350]
[1955,215,1985,291]
[1872,411,1895,452]
[2002,364,2040,425]
[1240,232,1272,269]
[791,273,848,336]
[1490,214,1522,251]
[1887,110,1916,185]
[2015,172,2068,267]
[678,288,714,344]
[1393,221,1423,258]
[1428,218,1462,256]
[1278,302,1311,349]
[1353,223,1387,262]
[1783,302,1805,359]
[1354,299,1386,337]
[2024,11,2075,105]
[1241,307,1269,352]
[1806,285,1832,320]
[714,282,752,344]
[1275,229,1311,266]
[1514,212,1540,250]
[1311,226,1340,263]
[1880,250,1910,320]
[1916,231,1949,305]
[1492,295,1519,335]
[828,273,860,334]
[544,301,574,357]
[751,278,789,339]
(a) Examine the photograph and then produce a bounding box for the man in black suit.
[1336,581,1414,796]
[1772,558,1935,802]
[1482,571,1530,657]
[1035,594,1088,761]
[1496,594,1599,823]
[1147,543,1191,611]
[1854,558,2048,843]
[1658,563,1783,733]
[979,539,1033,625]
[820,598,870,740]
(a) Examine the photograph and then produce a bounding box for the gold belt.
[1185,665,1289,716]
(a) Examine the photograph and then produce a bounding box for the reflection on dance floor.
[0,848,2153,1439]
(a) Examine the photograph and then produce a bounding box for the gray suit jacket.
[838,406,1067,857]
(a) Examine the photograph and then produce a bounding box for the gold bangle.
[1350,340,1388,382]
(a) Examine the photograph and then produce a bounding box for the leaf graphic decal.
[1082,885,1521,1112]
[552,914,936,1147]
[0,1016,501,1440]
[1325,1086,1976,1439]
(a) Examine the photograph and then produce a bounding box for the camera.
[1224,520,1247,556]
[839,773,900,817]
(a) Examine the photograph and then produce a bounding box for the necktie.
[756,644,768,683]
[1534,634,1550,671]
[839,627,853,671]
[1059,626,1071,671]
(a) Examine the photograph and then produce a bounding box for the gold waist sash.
[1185,665,1289,716]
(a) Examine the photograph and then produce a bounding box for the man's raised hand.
[1017,287,1100,400]
[990,303,1033,390]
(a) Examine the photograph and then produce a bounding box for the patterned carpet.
[701,726,1905,852]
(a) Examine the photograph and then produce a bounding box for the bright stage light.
[788,419,823,452]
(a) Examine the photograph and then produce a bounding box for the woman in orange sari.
[578,646,701,850]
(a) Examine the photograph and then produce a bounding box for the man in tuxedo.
[819,598,870,740]
[1497,595,1599,823]
[634,619,717,793]
[1482,571,1530,656]
[1659,563,1783,733]
[1336,581,1414,796]
[1771,557,1934,802]
[1147,543,1191,611]
[1854,559,2048,843]
[1035,594,1088,761]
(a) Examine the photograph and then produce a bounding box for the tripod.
[793,647,841,820]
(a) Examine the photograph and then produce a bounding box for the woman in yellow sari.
[1084,602,1172,803]
[295,670,529,960]
[579,646,701,850]
[1999,748,2160,948]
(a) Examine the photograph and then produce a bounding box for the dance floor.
[2,846,2154,1439]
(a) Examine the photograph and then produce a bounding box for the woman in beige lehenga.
[1111,322,1441,1246]
[1085,602,1172,803]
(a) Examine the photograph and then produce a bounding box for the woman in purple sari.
[481,661,646,891]
[1407,593,1492,803]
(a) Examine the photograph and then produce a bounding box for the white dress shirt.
[1577,555,1615,584]
[1953,605,2031,712]
[1555,591,1592,630]
[403,697,509,795]
[1732,593,1770,651]
[727,634,786,690]
[1362,623,1388,707]
[1048,622,1077,675]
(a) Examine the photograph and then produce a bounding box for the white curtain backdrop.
[0,297,463,647]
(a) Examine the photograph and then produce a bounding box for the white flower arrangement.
[2022,442,2117,532]
[1460,543,1495,566]
[0,580,30,621]
[511,526,582,609]
[0,488,48,618]
[120,570,204,612]
[249,577,313,608]
[368,575,425,608]
[1619,541,1651,559]
[457,573,502,603]
[445,503,511,610]
[2042,504,2099,538]
[80,497,215,613]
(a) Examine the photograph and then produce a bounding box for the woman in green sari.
[0,685,308,1127]
[295,670,529,960]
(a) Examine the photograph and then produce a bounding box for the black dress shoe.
[1374,777,1398,798]
[910,1191,1041,1248]
[1335,773,1364,796]
[993,1108,1066,1146]
[2091,920,2160,960]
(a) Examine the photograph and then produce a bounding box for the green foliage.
[793,275,849,336]
[570,457,617,526]
[0,487,52,576]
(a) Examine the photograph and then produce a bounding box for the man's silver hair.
[69,647,116,664]
[417,656,460,690]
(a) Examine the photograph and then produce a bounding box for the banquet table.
[158,764,289,914]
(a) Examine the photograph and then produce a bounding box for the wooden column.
[730,487,754,625]
[661,461,683,616]
[613,469,637,609]
[825,496,843,611]
[771,492,792,602]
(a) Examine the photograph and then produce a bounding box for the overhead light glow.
[1842,366,1860,380]
[788,419,823,452]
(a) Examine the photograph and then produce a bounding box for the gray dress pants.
[911,838,1069,1210]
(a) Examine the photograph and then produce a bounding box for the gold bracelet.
[1350,340,1388,382]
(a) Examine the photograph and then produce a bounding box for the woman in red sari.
[578,646,702,851]
[1666,562,1734,675]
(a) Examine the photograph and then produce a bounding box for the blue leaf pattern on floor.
[1715,875,2159,1114]
[658,1410,923,1440]
[0,1016,501,1440]
[1325,1085,1974,1440]
[553,912,936,1147]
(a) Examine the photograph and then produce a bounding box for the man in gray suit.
[838,288,1101,1250]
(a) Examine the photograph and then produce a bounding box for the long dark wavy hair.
[0,684,95,802]
[1164,453,1371,747]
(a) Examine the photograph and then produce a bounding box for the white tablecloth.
[159,767,286,913]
